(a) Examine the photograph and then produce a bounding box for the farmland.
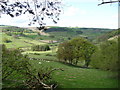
[1,26,119,88]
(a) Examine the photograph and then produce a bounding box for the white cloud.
[63,6,87,17]
[111,14,118,18]
[64,0,98,3]
[64,7,79,16]
[0,13,30,27]
[0,0,117,29]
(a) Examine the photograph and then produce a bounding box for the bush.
[5,32,12,36]
[13,35,20,39]
[90,40,118,71]
[31,45,50,51]
[2,44,60,89]
[33,53,41,55]
[46,54,52,56]
[57,37,96,67]
[3,38,12,43]
[49,35,55,38]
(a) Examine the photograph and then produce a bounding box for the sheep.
[38,62,42,64]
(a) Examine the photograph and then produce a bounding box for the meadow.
[29,60,118,88]
[1,26,119,88]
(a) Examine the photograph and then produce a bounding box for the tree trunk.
[69,59,72,64]
[75,58,78,65]
[84,60,90,68]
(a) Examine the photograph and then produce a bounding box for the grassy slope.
[45,27,113,41]
[1,26,118,88]
[1,33,45,48]
[30,60,118,88]
[96,29,119,42]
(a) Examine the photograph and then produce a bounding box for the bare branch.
[0,0,63,27]
[98,0,120,6]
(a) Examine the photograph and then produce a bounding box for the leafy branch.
[0,0,62,27]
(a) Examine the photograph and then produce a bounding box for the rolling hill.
[96,28,119,42]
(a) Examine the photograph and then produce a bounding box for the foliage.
[30,60,118,88]
[70,37,96,67]
[0,0,62,26]
[2,44,63,89]
[31,44,50,51]
[3,37,12,43]
[2,44,30,80]
[97,28,120,42]
[1,26,113,44]
[2,26,25,32]
[57,41,74,64]
[90,40,118,71]
[5,32,12,36]
[45,27,113,41]
[57,37,96,67]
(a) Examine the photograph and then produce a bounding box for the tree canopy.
[0,0,62,27]
[0,0,118,27]
[90,40,119,71]
[57,37,96,67]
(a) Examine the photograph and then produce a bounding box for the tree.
[3,37,12,43]
[0,0,62,28]
[57,41,74,64]
[57,37,96,67]
[31,44,50,51]
[70,37,96,67]
[2,44,63,89]
[90,40,118,71]
[98,0,119,6]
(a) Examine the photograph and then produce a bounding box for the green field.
[1,26,118,88]
[29,60,118,88]
[1,33,45,48]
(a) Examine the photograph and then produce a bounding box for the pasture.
[29,60,118,88]
[1,26,118,88]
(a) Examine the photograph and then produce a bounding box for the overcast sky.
[0,0,118,29]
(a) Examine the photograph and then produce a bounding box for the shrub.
[90,40,118,71]
[57,37,96,67]
[31,45,50,51]
[5,32,12,36]
[33,53,41,55]
[49,35,55,38]
[2,44,61,89]
[13,35,20,39]
[3,38,12,43]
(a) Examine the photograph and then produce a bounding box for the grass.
[29,60,118,88]
[1,33,45,48]
[1,26,118,88]
[27,53,57,61]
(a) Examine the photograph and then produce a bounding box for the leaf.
[8,13,14,17]
[1,2,7,5]
[18,10,22,13]
[28,10,35,15]
[16,13,19,16]
[42,8,46,11]
[41,18,44,20]
[1,5,5,9]
[37,5,40,8]
[49,2,53,6]
[53,20,57,24]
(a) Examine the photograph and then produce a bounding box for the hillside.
[1,25,118,88]
[1,26,114,42]
[96,28,119,42]
[44,27,113,41]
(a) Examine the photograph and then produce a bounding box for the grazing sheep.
[38,62,42,64]
[46,61,50,62]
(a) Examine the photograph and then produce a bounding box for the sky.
[0,0,118,29]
